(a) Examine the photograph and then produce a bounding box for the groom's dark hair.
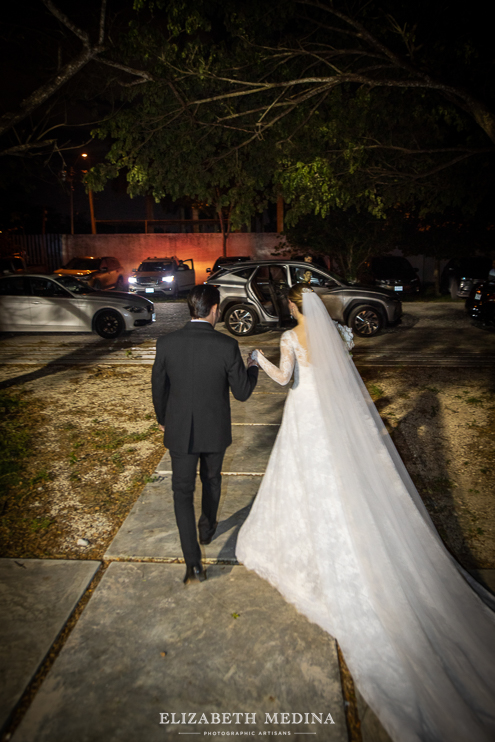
[188,284,220,318]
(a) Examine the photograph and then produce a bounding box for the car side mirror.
[206,268,211,273]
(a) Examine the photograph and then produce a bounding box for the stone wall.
[61,233,287,284]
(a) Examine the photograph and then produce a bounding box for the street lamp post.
[62,153,97,235]
[80,153,97,234]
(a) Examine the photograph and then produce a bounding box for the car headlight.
[128,277,137,284]
[123,305,144,313]
[162,276,174,283]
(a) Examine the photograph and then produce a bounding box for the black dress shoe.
[199,521,218,545]
[183,564,207,585]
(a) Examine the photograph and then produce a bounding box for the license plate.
[475,292,482,300]
[152,313,156,321]
[145,288,154,293]
[395,286,403,292]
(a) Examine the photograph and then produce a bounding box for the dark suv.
[441,257,492,299]
[206,260,402,337]
[358,256,420,295]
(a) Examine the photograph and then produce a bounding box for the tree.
[281,207,405,280]
[0,0,154,163]
[83,0,493,261]
[125,0,494,220]
[87,9,281,252]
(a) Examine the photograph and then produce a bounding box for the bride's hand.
[247,349,258,367]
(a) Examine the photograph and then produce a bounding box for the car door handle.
[32,301,41,304]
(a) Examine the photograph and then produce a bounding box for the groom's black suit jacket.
[152,321,258,453]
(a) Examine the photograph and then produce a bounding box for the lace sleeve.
[254,332,295,385]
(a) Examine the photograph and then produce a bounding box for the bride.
[236,283,495,742]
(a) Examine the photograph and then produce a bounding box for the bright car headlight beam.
[162,276,174,283]
[128,277,137,284]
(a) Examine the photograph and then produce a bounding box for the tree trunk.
[433,259,441,296]
[217,205,232,257]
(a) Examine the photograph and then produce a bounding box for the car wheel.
[94,309,125,339]
[348,305,383,337]
[115,275,124,290]
[224,304,259,336]
[93,279,102,290]
[450,279,459,299]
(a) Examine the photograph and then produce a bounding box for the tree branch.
[0,45,104,138]
[41,0,90,46]
[98,0,107,45]
[0,0,109,139]
[96,57,154,84]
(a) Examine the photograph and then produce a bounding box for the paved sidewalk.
[0,559,100,733]
[2,361,352,742]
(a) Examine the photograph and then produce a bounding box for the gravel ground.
[0,360,493,568]
[362,366,495,569]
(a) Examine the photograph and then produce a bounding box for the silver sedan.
[0,274,155,338]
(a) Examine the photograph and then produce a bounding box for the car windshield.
[63,258,102,270]
[138,261,173,272]
[53,276,95,294]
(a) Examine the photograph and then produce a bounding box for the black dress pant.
[169,450,225,566]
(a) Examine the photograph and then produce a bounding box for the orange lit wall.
[62,233,287,284]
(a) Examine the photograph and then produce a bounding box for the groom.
[152,284,259,584]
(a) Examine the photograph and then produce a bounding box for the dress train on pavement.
[236,292,495,742]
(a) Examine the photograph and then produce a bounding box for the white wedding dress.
[236,292,495,742]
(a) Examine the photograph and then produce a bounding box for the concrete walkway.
[2,361,354,742]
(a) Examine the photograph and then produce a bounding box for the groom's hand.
[158,424,164,432]
[247,351,259,368]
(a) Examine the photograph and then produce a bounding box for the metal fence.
[7,234,63,272]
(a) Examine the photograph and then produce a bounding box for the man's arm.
[151,338,170,427]
[228,344,258,401]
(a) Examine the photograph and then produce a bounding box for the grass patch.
[368,384,384,399]
[0,391,34,495]
[425,478,455,494]
[87,426,157,451]
[30,516,52,532]
[465,396,483,406]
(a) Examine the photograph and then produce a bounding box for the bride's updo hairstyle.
[288,282,313,314]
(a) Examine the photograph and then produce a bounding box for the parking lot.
[1,299,495,369]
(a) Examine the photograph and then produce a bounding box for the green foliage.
[282,206,404,280]
[87,0,494,249]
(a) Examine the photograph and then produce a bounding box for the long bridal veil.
[302,291,495,742]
